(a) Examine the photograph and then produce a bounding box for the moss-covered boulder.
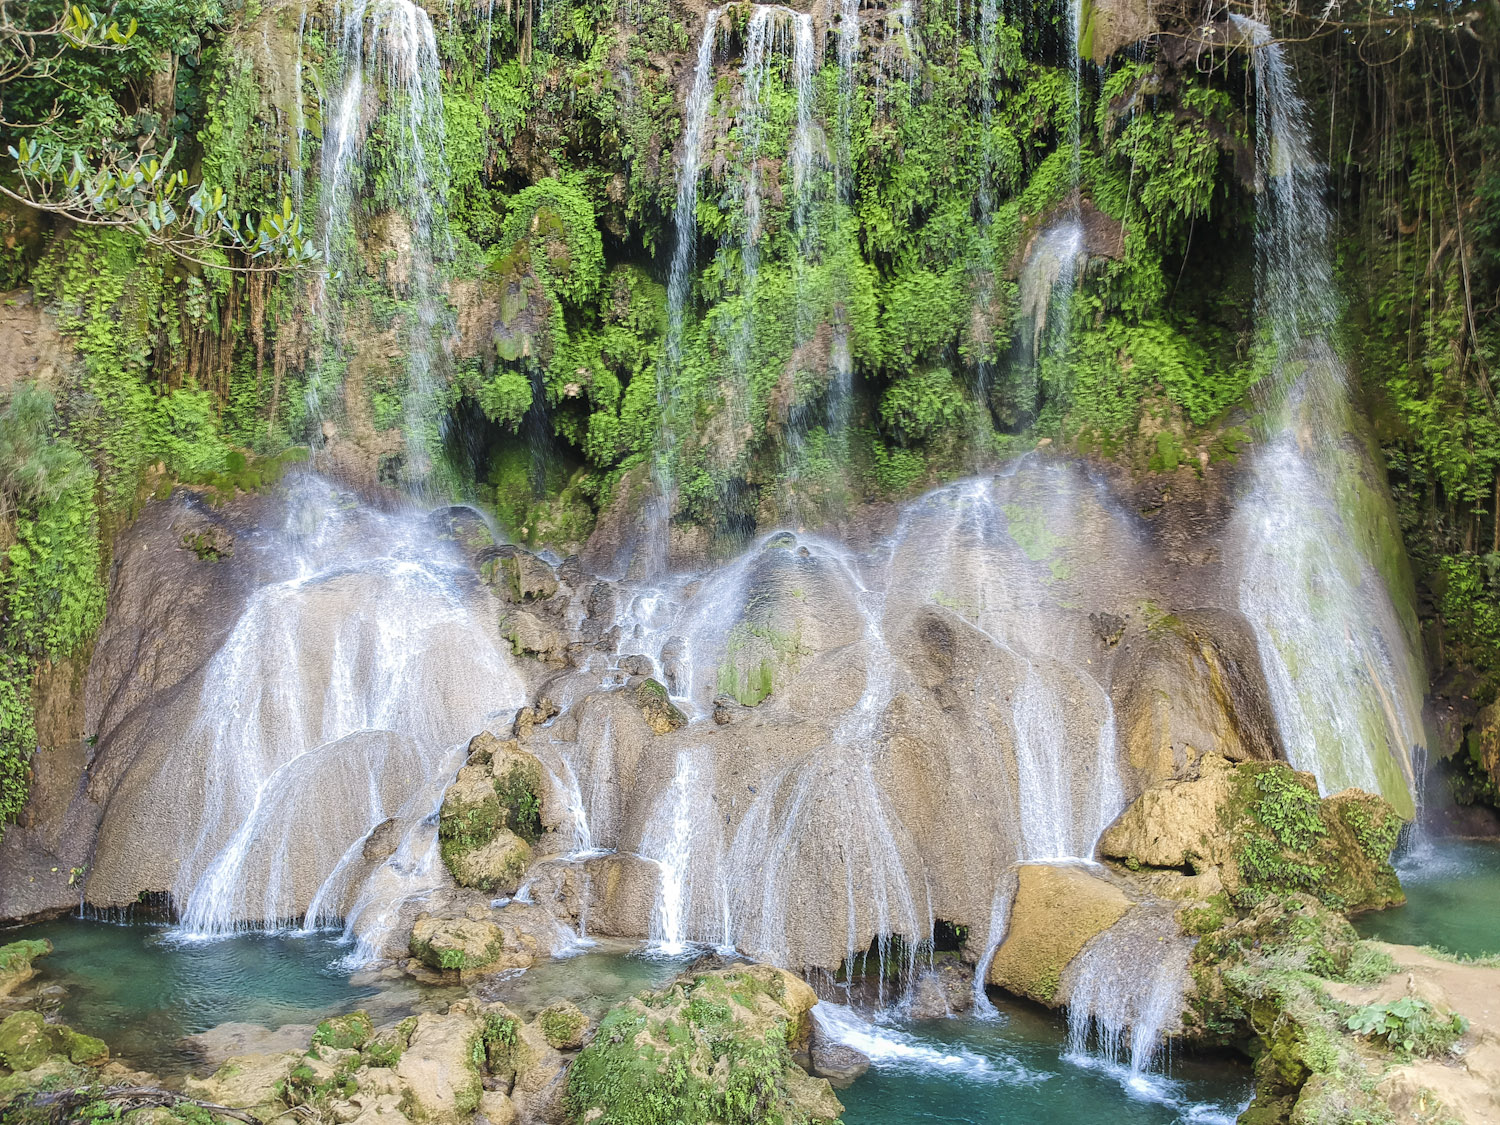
[535,1001,588,1050]
[566,965,841,1125]
[0,1012,56,1072]
[311,1010,374,1051]
[635,677,686,734]
[437,738,547,893]
[441,830,532,895]
[1100,756,1406,912]
[987,864,1134,1005]
[409,915,525,975]
[0,1010,108,1073]
[0,939,51,998]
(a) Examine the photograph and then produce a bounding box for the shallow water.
[832,999,1252,1125]
[1354,838,1500,958]
[1,920,440,1076]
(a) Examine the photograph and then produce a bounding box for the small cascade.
[874,2,918,118]
[642,749,727,953]
[971,873,1015,1018]
[1064,908,1191,1078]
[647,9,722,574]
[1016,221,1084,369]
[316,0,455,490]
[812,1003,1036,1083]
[170,476,525,952]
[1230,16,1426,813]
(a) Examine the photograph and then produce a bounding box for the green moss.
[311,1011,373,1051]
[0,940,51,975]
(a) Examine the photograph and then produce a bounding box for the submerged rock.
[809,1036,870,1089]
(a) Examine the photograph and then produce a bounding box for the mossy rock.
[536,1001,588,1050]
[409,916,509,973]
[440,829,532,894]
[0,939,51,998]
[312,1011,373,1051]
[1102,757,1407,913]
[635,678,686,734]
[0,1012,55,1072]
[566,965,838,1125]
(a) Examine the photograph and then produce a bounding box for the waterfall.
[1064,908,1190,1078]
[316,0,455,490]
[1230,16,1425,814]
[170,476,524,951]
[643,749,727,954]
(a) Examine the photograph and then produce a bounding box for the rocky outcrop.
[566,965,840,1125]
[439,734,552,895]
[1100,756,1406,912]
[0,940,50,999]
[986,864,1134,1005]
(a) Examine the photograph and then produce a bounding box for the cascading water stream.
[646,9,722,575]
[1230,16,1425,813]
[316,0,455,490]
[170,477,525,957]
[1064,908,1191,1082]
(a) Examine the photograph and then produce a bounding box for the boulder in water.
[410,915,524,974]
[987,864,1134,1005]
[809,1037,870,1089]
[0,939,50,998]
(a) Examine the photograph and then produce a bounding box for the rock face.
[987,864,1134,1005]
[566,965,840,1125]
[1100,756,1406,912]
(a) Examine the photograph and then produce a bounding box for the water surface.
[830,999,1251,1125]
[1354,838,1500,958]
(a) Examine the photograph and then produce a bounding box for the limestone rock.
[507,610,569,664]
[1111,608,1279,789]
[0,939,51,999]
[0,1011,55,1071]
[500,551,559,603]
[1079,0,1157,62]
[534,1001,588,1050]
[1100,757,1406,912]
[394,1008,485,1120]
[1098,752,1239,873]
[809,1037,870,1089]
[987,864,1134,1006]
[635,678,686,734]
[479,1089,518,1124]
[182,1050,302,1122]
[443,830,532,895]
[410,915,519,974]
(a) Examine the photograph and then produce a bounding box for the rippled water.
[1355,838,1500,958]
[829,1000,1252,1125]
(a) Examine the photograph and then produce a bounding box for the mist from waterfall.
[170,476,524,955]
[1230,16,1426,814]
